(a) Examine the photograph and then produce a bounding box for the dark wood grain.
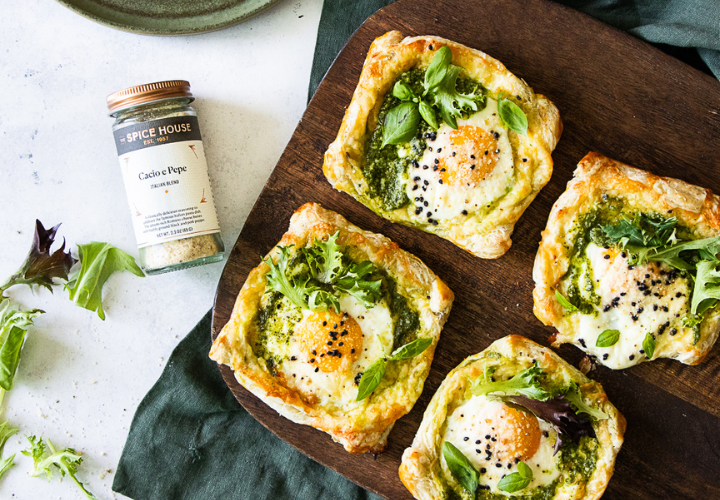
[211,0,720,498]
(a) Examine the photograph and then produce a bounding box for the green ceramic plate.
[55,0,285,35]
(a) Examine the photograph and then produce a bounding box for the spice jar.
[107,80,224,275]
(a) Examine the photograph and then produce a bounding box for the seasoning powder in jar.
[107,80,224,275]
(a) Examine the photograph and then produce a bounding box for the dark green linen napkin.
[115,1,720,499]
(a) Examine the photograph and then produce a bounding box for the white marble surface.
[0,0,323,497]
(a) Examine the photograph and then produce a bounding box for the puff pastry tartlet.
[323,31,562,259]
[400,335,625,500]
[210,203,453,453]
[534,153,720,369]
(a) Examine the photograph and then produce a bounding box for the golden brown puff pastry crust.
[533,152,720,367]
[399,335,625,500]
[210,203,454,453]
[323,31,562,259]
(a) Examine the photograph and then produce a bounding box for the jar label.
[113,116,221,248]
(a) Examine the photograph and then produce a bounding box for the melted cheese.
[576,243,691,369]
[404,98,514,223]
[444,397,560,492]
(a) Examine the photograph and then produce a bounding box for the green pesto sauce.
[476,480,559,500]
[557,436,599,482]
[372,269,421,350]
[363,69,486,212]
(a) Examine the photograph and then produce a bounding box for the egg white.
[572,242,691,369]
[443,396,561,492]
[277,294,394,408]
[404,98,515,223]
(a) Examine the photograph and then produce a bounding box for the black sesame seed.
[423,165,429,170]
[327,341,333,346]
[496,463,502,468]
[480,468,487,473]
[670,328,678,336]
[484,150,489,155]
[312,350,316,355]
[476,440,481,444]
[414,176,420,181]
[434,158,439,165]
[543,431,549,438]
[452,151,456,156]
[493,132,500,139]
[322,321,327,326]
[290,356,297,361]
[412,185,418,191]
[424,180,429,186]
[578,339,586,348]
[603,353,609,360]
[464,437,469,441]
[470,154,476,159]
[338,342,344,346]
[522,158,528,162]
[629,355,635,361]
[429,44,434,50]
[424,201,428,207]
[485,435,491,439]
[415,207,422,215]
[439,180,444,184]
[470,164,476,170]
[604,254,610,260]
[433,165,438,171]
[462,210,468,215]
[494,149,500,154]
[412,160,419,168]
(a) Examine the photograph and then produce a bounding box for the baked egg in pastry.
[323,31,562,258]
[399,335,624,500]
[534,153,720,369]
[210,203,454,453]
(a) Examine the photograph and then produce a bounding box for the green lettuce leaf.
[22,435,98,500]
[0,302,43,391]
[66,243,144,320]
[471,364,551,401]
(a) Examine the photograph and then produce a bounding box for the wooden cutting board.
[211,0,720,498]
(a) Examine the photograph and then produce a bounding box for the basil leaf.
[498,97,528,135]
[418,100,438,129]
[393,80,415,101]
[355,357,386,401]
[424,46,452,92]
[390,337,432,360]
[442,441,478,494]
[596,329,620,348]
[381,103,420,147]
[66,242,144,320]
[497,461,533,492]
[643,333,656,359]
[554,290,577,313]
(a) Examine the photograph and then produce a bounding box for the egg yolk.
[438,125,499,187]
[487,405,541,461]
[298,310,363,373]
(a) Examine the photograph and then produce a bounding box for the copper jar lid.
[106,80,193,113]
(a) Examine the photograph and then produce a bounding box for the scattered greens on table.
[0,220,143,496]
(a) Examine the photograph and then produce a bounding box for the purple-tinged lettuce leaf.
[0,220,76,296]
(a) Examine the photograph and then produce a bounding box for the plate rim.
[54,0,286,35]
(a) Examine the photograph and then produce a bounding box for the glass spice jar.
[107,80,224,275]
